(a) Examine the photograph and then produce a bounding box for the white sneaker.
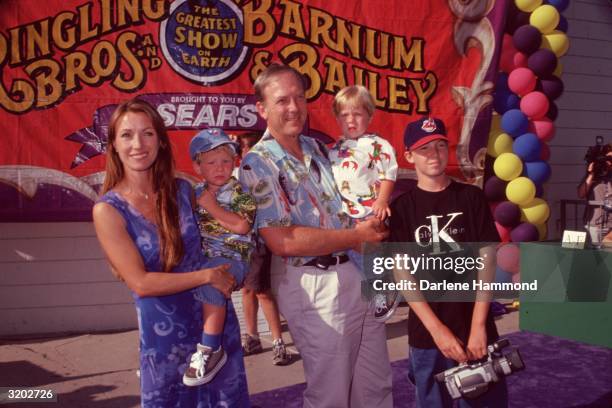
[183,344,227,386]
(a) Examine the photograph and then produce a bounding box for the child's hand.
[371,198,391,221]
[198,188,217,211]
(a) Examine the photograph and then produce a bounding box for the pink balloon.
[497,243,520,275]
[500,34,518,73]
[520,91,550,119]
[540,142,551,161]
[513,52,528,69]
[508,67,537,96]
[495,222,512,243]
[528,118,555,142]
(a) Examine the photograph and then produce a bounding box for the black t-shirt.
[389,180,500,349]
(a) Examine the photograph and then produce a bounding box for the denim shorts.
[194,256,248,306]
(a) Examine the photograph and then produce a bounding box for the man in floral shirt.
[239,63,393,408]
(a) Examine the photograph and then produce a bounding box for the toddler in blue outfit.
[183,128,256,387]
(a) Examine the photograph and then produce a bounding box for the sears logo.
[160,0,249,85]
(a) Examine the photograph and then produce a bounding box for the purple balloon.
[557,15,569,33]
[513,25,542,55]
[524,161,552,185]
[511,222,539,242]
[501,109,529,137]
[539,76,564,100]
[513,133,542,161]
[494,201,521,227]
[506,6,531,35]
[547,102,558,121]
[528,49,558,78]
[484,176,508,202]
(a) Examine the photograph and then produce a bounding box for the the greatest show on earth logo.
[160,0,249,85]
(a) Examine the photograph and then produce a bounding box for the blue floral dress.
[99,178,250,408]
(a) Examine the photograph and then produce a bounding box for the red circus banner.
[0,0,508,221]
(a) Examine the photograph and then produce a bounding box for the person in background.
[577,139,612,246]
[237,131,293,365]
[92,98,248,407]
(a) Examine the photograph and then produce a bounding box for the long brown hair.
[102,98,184,271]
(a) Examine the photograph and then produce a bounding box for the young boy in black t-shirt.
[389,117,508,408]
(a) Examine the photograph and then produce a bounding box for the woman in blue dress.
[92,98,250,407]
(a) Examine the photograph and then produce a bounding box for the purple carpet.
[250,331,612,407]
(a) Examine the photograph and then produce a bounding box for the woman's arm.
[93,202,235,297]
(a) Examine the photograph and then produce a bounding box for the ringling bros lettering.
[0,0,509,221]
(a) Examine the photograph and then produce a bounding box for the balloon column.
[488,0,569,283]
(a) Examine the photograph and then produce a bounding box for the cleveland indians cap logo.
[421,118,437,133]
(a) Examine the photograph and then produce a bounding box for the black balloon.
[540,76,564,100]
[528,49,557,77]
[547,102,558,121]
[513,25,542,55]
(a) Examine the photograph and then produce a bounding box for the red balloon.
[496,221,512,242]
[508,67,537,96]
[528,118,555,142]
[513,52,528,68]
[497,243,520,275]
[500,34,518,73]
[520,91,550,119]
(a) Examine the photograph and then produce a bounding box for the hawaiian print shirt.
[194,176,256,262]
[238,131,351,267]
[329,133,398,219]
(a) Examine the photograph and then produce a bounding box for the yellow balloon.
[520,197,551,225]
[553,61,563,77]
[488,132,514,157]
[515,0,542,12]
[536,222,548,240]
[506,177,536,206]
[530,5,560,34]
[490,114,502,133]
[542,31,569,57]
[494,153,523,181]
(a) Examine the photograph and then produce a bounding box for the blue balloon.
[501,109,529,138]
[494,90,520,114]
[557,15,569,33]
[546,0,570,12]
[496,72,510,92]
[524,161,552,185]
[513,133,542,161]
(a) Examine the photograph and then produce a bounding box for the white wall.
[547,0,612,236]
[0,222,268,337]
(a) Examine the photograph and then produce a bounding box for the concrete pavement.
[0,305,519,407]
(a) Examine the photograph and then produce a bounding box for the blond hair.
[332,85,375,117]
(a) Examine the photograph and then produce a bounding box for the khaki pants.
[274,261,393,408]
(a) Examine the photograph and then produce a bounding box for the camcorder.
[434,339,525,400]
[584,136,612,180]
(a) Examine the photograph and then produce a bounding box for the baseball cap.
[403,117,448,151]
[189,128,238,160]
